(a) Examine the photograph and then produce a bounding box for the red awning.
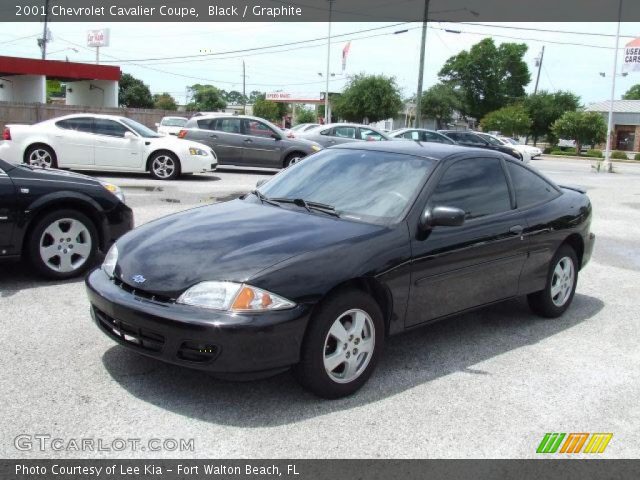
[0,56,120,82]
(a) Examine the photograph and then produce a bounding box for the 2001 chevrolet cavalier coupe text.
[86,142,594,398]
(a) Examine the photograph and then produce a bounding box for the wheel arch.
[283,150,307,167]
[20,195,107,254]
[312,277,394,337]
[23,142,57,164]
[562,233,585,270]
[145,149,180,172]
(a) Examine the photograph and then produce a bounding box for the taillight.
[177,129,187,139]
[2,127,10,141]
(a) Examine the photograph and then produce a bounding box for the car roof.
[46,113,127,122]
[331,139,496,161]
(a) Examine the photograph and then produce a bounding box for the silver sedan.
[297,123,391,148]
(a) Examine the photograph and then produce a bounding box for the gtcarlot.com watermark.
[14,434,195,453]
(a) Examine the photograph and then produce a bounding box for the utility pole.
[324,0,334,124]
[39,0,50,59]
[533,46,545,95]
[604,0,623,173]
[242,60,246,114]
[414,0,430,128]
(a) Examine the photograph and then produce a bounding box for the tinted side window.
[359,128,384,141]
[197,119,216,130]
[459,133,486,146]
[424,131,448,143]
[93,119,129,137]
[430,158,511,219]
[243,120,275,138]
[334,126,356,139]
[507,162,559,208]
[216,118,242,134]
[403,131,420,140]
[56,117,93,133]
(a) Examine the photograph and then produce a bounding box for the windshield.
[161,117,187,127]
[258,149,435,224]
[479,134,503,146]
[120,118,162,138]
[502,137,518,145]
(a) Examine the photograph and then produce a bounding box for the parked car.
[155,116,188,136]
[1,114,217,180]
[178,115,322,168]
[439,130,524,161]
[0,157,132,279]
[86,141,594,398]
[284,123,320,138]
[297,123,391,148]
[498,136,543,160]
[390,128,456,144]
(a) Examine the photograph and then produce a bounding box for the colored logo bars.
[537,433,613,454]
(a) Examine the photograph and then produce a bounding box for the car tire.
[27,209,98,280]
[284,152,305,168]
[527,244,579,318]
[293,289,384,399]
[149,151,181,180]
[25,144,57,168]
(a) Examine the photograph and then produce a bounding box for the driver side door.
[0,166,16,251]
[93,119,144,169]
[407,156,529,327]
[240,119,282,167]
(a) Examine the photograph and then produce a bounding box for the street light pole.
[324,0,334,124]
[604,0,623,173]
[39,0,50,59]
[414,0,430,128]
[533,46,545,95]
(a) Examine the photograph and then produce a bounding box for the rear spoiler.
[558,184,587,194]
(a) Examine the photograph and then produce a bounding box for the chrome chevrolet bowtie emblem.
[132,274,146,284]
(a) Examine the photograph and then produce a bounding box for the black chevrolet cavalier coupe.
[86,141,594,398]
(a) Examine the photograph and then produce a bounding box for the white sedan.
[498,136,543,160]
[156,116,188,136]
[0,114,217,180]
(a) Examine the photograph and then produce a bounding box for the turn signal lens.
[177,129,188,139]
[177,282,295,312]
[230,285,293,312]
[2,127,10,141]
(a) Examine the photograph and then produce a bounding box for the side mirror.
[155,123,160,127]
[271,133,282,140]
[420,205,465,230]
[256,179,268,188]
[124,131,137,140]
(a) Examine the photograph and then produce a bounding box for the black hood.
[115,199,384,298]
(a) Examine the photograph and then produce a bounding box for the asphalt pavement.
[1,158,639,459]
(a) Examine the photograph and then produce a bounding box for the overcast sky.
[2,21,640,105]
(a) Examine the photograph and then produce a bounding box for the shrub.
[586,149,603,158]
[611,150,629,160]
[634,153,640,161]
[564,147,578,155]
[543,147,553,154]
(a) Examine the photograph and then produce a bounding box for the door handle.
[509,225,524,235]
[209,134,218,139]
[244,138,252,143]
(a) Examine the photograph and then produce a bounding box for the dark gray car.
[390,128,456,144]
[180,115,322,168]
[297,123,391,148]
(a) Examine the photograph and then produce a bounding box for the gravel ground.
[1,159,639,459]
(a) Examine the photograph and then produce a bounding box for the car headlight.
[102,244,118,278]
[177,281,295,312]
[311,144,322,152]
[101,182,125,203]
[189,147,208,156]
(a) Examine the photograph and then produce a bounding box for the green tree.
[523,90,581,144]
[623,84,640,100]
[420,83,461,129]
[248,90,263,103]
[439,38,530,121]
[187,84,227,112]
[119,73,154,108]
[480,104,532,137]
[551,111,607,154]
[225,90,248,105]
[332,74,403,123]
[295,107,316,124]
[153,92,178,111]
[253,94,288,122]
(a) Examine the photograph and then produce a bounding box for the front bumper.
[103,203,134,250]
[582,232,596,269]
[86,269,311,374]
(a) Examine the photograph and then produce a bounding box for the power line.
[458,22,637,39]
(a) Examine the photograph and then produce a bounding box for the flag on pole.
[623,37,640,73]
[342,41,351,72]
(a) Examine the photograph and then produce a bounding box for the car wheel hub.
[29,149,52,167]
[152,156,175,178]
[323,308,375,384]
[39,218,91,273]
[550,256,574,307]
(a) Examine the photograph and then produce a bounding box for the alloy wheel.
[152,155,176,179]
[550,256,574,307]
[323,309,375,384]
[39,218,92,273]
[29,149,53,167]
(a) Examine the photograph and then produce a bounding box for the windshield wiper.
[270,197,340,217]
[250,190,281,208]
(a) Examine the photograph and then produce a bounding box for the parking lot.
[1,158,639,459]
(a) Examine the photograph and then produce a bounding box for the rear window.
[56,117,93,133]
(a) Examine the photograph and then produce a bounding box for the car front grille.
[93,306,165,353]
[112,277,175,304]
